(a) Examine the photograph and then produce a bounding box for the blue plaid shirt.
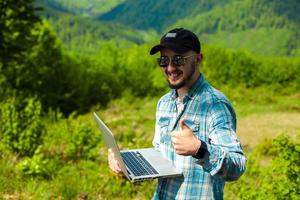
[152,74,246,200]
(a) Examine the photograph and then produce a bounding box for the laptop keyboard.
[121,151,159,176]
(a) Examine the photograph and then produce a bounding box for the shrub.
[64,115,102,161]
[16,146,59,178]
[227,134,300,200]
[0,97,45,156]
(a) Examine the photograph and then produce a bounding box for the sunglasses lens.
[157,57,169,67]
[173,56,185,66]
[157,55,190,67]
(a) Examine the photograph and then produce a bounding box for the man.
[108,28,246,199]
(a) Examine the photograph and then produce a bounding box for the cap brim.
[149,43,190,55]
[149,45,162,55]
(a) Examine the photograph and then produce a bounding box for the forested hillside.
[45,16,150,53]
[99,0,230,31]
[36,0,125,17]
[35,0,152,53]
[34,0,300,56]
[172,0,300,56]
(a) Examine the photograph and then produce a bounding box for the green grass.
[0,90,299,199]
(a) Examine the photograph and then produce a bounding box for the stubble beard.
[167,61,196,89]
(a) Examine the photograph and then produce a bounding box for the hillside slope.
[46,16,148,53]
[36,0,125,17]
[34,0,300,56]
[99,0,230,31]
[35,0,151,53]
[171,0,300,56]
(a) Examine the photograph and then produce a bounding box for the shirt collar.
[170,73,205,100]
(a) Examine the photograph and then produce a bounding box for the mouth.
[168,71,183,82]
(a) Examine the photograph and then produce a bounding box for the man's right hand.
[108,148,124,175]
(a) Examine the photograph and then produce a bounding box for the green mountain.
[34,0,152,54]
[36,0,125,17]
[34,0,300,56]
[99,0,230,31]
[171,0,300,56]
[46,16,150,53]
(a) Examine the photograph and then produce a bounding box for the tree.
[0,0,41,98]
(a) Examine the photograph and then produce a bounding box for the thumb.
[179,117,190,131]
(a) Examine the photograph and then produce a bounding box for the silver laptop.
[93,112,182,182]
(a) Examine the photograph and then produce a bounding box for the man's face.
[159,48,199,90]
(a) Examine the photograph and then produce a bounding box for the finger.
[112,163,118,172]
[109,161,116,171]
[171,136,177,144]
[112,159,119,172]
[116,161,122,172]
[108,152,114,161]
[174,146,182,155]
[179,117,190,131]
[108,153,117,170]
[108,148,113,157]
[171,130,179,137]
[114,160,123,175]
[108,157,115,169]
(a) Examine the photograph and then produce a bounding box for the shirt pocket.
[184,117,208,142]
[184,118,200,134]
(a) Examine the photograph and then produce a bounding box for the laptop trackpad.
[138,148,173,166]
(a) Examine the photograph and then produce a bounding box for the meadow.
[1,88,299,199]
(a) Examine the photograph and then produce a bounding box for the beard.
[167,61,196,89]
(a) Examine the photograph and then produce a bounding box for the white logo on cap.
[165,33,176,38]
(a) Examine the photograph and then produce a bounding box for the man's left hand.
[171,117,201,156]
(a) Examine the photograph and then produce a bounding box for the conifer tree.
[0,0,40,98]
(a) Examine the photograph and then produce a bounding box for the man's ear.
[196,53,203,64]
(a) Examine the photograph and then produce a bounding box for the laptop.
[93,112,182,182]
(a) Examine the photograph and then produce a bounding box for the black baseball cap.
[150,28,201,55]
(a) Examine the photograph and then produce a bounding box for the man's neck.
[176,88,188,99]
[176,73,200,99]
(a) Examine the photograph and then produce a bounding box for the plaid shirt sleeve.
[197,100,246,181]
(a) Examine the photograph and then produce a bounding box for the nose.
[166,64,174,72]
[166,59,177,71]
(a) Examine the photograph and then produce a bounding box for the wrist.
[192,140,208,159]
[192,139,201,156]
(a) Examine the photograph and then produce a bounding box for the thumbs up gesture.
[171,117,201,156]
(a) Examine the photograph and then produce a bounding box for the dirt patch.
[237,112,300,149]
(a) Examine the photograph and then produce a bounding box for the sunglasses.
[157,54,196,68]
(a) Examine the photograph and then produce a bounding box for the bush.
[202,45,300,91]
[64,118,102,161]
[227,134,300,200]
[0,97,45,156]
[16,146,59,178]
